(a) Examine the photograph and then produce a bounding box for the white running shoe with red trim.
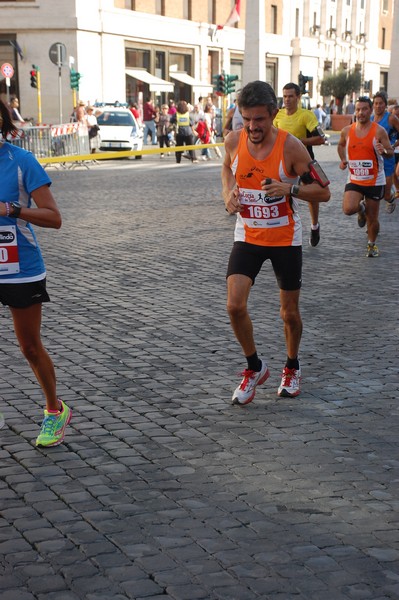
[232,361,270,405]
[278,367,301,397]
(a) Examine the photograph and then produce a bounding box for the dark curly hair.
[237,81,278,116]
[0,99,17,137]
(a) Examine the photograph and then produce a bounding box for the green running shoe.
[357,200,366,228]
[366,243,379,258]
[36,400,72,447]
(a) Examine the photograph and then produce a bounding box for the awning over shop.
[126,68,174,93]
[169,70,213,95]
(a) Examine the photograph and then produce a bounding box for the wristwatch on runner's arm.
[9,203,21,218]
[290,184,300,197]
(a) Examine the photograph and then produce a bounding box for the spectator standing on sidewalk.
[345,100,355,120]
[143,97,157,145]
[75,99,86,125]
[129,102,143,128]
[223,99,244,139]
[193,113,212,160]
[337,96,394,258]
[170,100,197,163]
[274,83,327,247]
[86,106,100,154]
[222,81,330,405]
[0,99,72,446]
[9,97,25,126]
[157,104,171,158]
[313,104,327,128]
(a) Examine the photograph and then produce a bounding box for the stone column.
[242,0,266,85]
[388,0,399,99]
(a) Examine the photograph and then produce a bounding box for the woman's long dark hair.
[0,99,17,137]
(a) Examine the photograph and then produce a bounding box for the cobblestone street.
[1,142,398,600]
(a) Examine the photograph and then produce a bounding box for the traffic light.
[225,74,239,94]
[212,73,220,93]
[30,65,38,88]
[298,72,312,94]
[212,73,226,96]
[70,68,82,90]
[218,72,226,95]
[212,72,238,96]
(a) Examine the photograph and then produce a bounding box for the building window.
[271,5,277,34]
[230,60,243,95]
[183,0,192,20]
[266,60,277,89]
[208,0,216,24]
[382,0,388,11]
[360,0,364,8]
[381,27,386,49]
[380,71,388,91]
[125,48,150,70]
[155,0,165,16]
[155,51,165,79]
[295,9,299,37]
[169,53,192,74]
[324,61,332,77]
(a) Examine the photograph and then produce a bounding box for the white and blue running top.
[0,142,51,283]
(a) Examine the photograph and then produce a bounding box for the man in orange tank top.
[222,81,330,404]
[337,96,394,257]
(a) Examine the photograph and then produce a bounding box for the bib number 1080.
[247,205,280,219]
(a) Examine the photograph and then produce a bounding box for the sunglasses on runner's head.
[356,97,372,108]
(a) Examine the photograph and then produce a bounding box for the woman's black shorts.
[0,278,50,308]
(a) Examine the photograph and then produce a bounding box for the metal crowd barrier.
[8,123,90,167]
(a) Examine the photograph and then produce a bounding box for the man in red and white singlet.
[222,80,330,404]
[337,96,394,258]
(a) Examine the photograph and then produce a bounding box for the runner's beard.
[246,127,264,144]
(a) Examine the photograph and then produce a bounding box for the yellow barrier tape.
[38,142,224,165]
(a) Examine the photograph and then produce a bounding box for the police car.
[95,103,143,154]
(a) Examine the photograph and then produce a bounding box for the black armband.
[308,126,325,139]
[299,160,330,188]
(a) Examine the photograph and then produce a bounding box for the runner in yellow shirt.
[274,83,326,246]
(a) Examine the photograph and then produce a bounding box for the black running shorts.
[0,278,50,308]
[226,242,302,291]
[345,183,385,201]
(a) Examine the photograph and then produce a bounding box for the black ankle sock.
[286,357,299,370]
[246,352,262,372]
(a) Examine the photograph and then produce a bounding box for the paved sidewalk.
[1,144,398,600]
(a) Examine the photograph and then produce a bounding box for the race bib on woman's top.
[0,225,20,275]
[239,188,289,228]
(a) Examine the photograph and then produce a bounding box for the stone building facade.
[0,0,395,124]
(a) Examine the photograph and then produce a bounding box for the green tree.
[320,70,362,114]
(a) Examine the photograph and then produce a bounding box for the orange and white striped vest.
[346,122,385,186]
